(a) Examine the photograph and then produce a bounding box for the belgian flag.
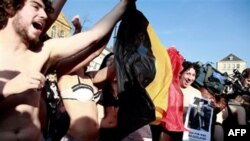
[162,47,186,131]
[145,22,173,126]
[113,3,173,140]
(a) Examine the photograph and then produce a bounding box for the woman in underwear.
[56,15,116,141]
[97,53,119,141]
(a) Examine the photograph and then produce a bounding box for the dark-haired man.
[0,0,133,140]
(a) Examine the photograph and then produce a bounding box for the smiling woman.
[180,61,201,108]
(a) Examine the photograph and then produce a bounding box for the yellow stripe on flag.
[146,24,173,125]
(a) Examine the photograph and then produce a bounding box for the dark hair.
[0,0,53,30]
[98,52,118,107]
[99,52,114,70]
[242,68,250,78]
[180,61,200,78]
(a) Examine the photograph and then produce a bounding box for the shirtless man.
[0,0,132,140]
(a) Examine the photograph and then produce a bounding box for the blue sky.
[62,0,250,67]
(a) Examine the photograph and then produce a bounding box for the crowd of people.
[1,0,250,141]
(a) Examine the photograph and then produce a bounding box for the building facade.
[216,53,247,76]
[46,12,71,38]
[87,48,112,71]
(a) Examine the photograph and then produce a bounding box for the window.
[232,64,235,69]
[237,64,240,69]
[227,64,231,70]
[51,26,57,38]
[60,30,65,38]
[223,64,226,70]
[94,63,98,70]
[229,56,233,60]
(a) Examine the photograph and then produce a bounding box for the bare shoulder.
[18,40,56,73]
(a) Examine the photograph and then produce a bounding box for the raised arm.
[42,0,67,35]
[44,0,133,67]
[87,52,116,88]
[89,63,116,88]
[56,32,111,77]
[56,15,111,77]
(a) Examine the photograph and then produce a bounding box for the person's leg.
[213,124,224,141]
[223,104,246,125]
[160,132,174,141]
[233,105,247,125]
[160,129,183,141]
[150,124,162,141]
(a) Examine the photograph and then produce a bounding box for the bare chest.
[0,54,43,112]
[0,52,47,73]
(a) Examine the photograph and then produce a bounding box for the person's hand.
[72,15,82,33]
[121,0,136,3]
[120,0,136,8]
[120,0,137,16]
[5,72,46,94]
[210,100,216,109]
